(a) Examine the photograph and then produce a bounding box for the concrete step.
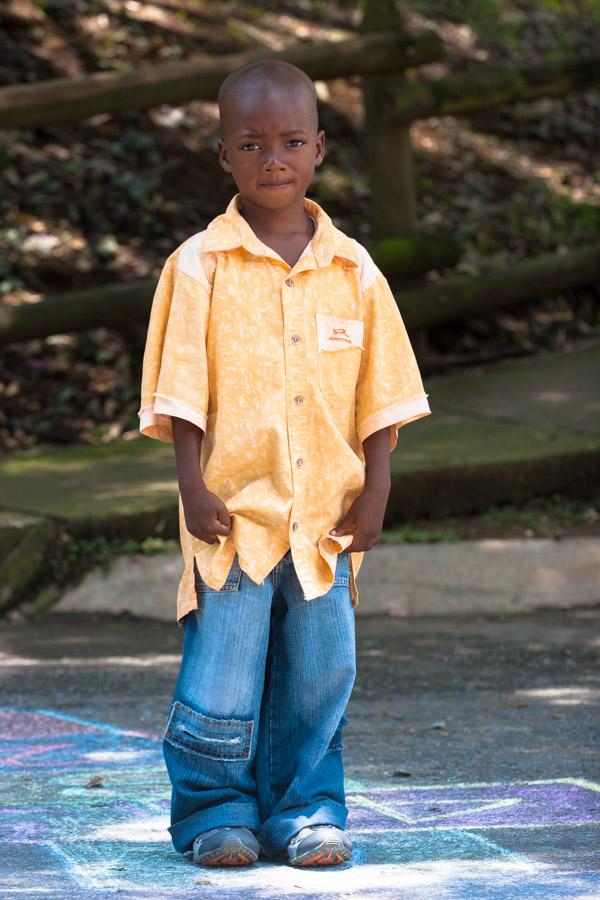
[49,536,600,621]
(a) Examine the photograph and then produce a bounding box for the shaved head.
[217,59,319,139]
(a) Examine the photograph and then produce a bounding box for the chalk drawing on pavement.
[1,707,599,898]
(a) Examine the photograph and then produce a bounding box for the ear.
[315,129,326,167]
[217,138,232,173]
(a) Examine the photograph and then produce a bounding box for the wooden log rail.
[2,241,598,347]
[398,243,600,331]
[391,54,600,124]
[0,30,442,129]
[0,232,456,346]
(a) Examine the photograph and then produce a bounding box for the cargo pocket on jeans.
[164,701,253,761]
[328,714,349,752]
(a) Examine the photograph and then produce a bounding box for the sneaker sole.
[195,839,258,867]
[289,840,352,867]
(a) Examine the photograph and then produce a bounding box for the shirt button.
[296,458,304,467]
[291,334,301,344]
[294,395,304,405]
[292,521,299,531]
[285,278,294,287]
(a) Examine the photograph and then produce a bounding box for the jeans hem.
[168,803,261,854]
[256,800,348,857]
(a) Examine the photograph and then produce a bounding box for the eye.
[288,139,305,147]
[240,143,259,151]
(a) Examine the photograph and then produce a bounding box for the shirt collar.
[202,192,359,269]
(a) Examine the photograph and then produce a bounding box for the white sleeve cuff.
[357,393,431,452]
[138,395,207,442]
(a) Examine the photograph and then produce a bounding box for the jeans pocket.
[194,554,243,595]
[164,701,253,761]
[333,550,351,587]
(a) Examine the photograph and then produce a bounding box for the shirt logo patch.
[316,313,364,351]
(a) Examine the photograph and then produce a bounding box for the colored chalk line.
[1,706,599,898]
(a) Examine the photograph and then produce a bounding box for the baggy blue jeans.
[162,547,356,858]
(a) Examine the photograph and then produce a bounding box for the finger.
[217,508,232,529]
[329,519,354,536]
[213,519,231,534]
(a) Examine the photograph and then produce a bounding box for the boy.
[138,58,430,868]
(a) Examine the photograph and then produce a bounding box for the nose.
[262,148,286,170]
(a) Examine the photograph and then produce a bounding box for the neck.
[237,194,314,237]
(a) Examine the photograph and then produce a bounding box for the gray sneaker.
[192,826,259,866]
[286,824,352,867]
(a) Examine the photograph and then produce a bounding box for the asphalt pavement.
[1,605,599,899]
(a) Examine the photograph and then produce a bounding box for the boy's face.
[217,84,325,213]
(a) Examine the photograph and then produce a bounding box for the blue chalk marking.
[46,840,101,892]
[457,829,532,863]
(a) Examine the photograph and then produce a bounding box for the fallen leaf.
[85,775,104,788]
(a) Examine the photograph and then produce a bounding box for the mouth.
[260,182,293,189]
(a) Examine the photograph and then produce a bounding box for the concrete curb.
[50,537,600,621]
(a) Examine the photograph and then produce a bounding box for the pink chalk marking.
[0,710,98,738]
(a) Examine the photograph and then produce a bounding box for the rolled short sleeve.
[355,266,431,453]
[137,253,210,442]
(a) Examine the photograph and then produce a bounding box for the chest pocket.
[316,313,364,408]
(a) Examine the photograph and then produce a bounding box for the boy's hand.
[182,485,232,545]
[329,484,390,553]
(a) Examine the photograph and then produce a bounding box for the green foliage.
[498,186,600,255]
[50,533,178,584]
[226,22,253,44]
[309,0,328,17]
[379,495,598,544]
[380,526,460,543]
[410,0,520,41]
[245,5,265,19]
[56,387,76,406]
[541,0,600,27]
[480,494,595,527]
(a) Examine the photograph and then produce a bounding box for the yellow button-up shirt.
[138,193,431,625]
